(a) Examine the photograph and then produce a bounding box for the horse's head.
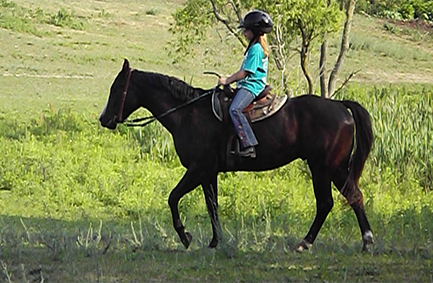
[99,59,139,129]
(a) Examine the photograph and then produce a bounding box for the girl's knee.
[229,106,242,116]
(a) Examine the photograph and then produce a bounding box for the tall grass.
[0,84,432,222]
[337,84,433,191]
[350,32,432,61]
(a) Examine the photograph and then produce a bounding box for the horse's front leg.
[201,173,222,248]
[296,167,333,252]
[168,168,201,249]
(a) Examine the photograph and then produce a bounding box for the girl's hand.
[218,77,228,86]
[218,70,246,86]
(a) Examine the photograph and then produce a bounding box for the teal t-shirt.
[236,42,268,97]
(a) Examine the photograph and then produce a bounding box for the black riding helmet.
[238,10,273,35]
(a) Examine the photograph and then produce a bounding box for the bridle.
[115,68,218,127]
[116,67,132,123]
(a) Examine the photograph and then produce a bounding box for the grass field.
[1,0,433,282]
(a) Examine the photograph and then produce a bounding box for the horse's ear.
[122,59,130,72]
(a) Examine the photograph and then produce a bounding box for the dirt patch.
[387,19,433,33]
[355,70,433,84]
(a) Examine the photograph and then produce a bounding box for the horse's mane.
[139,71,202,102]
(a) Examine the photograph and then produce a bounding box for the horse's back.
[290,95,352,122]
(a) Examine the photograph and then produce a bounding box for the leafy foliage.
[168,0,344,86]
[169,0,343,54]
[357,0,433,21]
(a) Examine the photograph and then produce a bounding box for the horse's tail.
[341,100,373,205]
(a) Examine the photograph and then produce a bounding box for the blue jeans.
[229,88,258,149]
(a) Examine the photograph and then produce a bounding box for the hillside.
[1,0,432,99]
[348,15,433,84]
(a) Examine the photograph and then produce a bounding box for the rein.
[120,69,218,127]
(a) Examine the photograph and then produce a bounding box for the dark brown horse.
[99,59,374,252]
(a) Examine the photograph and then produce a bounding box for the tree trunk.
[320,0,332,98]
[339,0,345,10]
[300,45,314,95]
[319,40,328,98]
[328,0,357,96]
[298,19,314,94]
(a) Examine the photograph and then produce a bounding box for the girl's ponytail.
[259,34,270,57]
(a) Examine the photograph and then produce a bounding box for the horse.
[99,59,374,252]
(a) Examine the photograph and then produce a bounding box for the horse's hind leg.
[332,166,373,252]
[201,173,222,248]
[297,165,333,252]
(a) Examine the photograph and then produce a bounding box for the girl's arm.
[218,69,249,85]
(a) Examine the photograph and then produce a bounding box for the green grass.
[0,0,433,281]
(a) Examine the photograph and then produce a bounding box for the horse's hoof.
[295,240,312,253]
[362,230,374,253]
[208,238,218,249]
[182,232,193,249]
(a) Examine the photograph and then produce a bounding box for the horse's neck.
[138,78,187,131]
[136,71,210,133]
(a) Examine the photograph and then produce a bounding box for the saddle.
[212,85,287,123]
[212,85,288,164]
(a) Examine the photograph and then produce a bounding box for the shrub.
[356,0,433,21]
[48,8,86,30]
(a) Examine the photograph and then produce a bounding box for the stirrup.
[239,146,256,158]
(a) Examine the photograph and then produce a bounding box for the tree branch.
[228,0,242,23]
[330,69,361,99]
[270,23,292,96]
[298,19,314,94]
[210,0,246,46]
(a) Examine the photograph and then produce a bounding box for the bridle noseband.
[116,68,132,123]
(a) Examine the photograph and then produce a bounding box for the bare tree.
[327,0,357,97]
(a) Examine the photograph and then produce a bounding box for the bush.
[48,8,86,30]
[356,0,433,21]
